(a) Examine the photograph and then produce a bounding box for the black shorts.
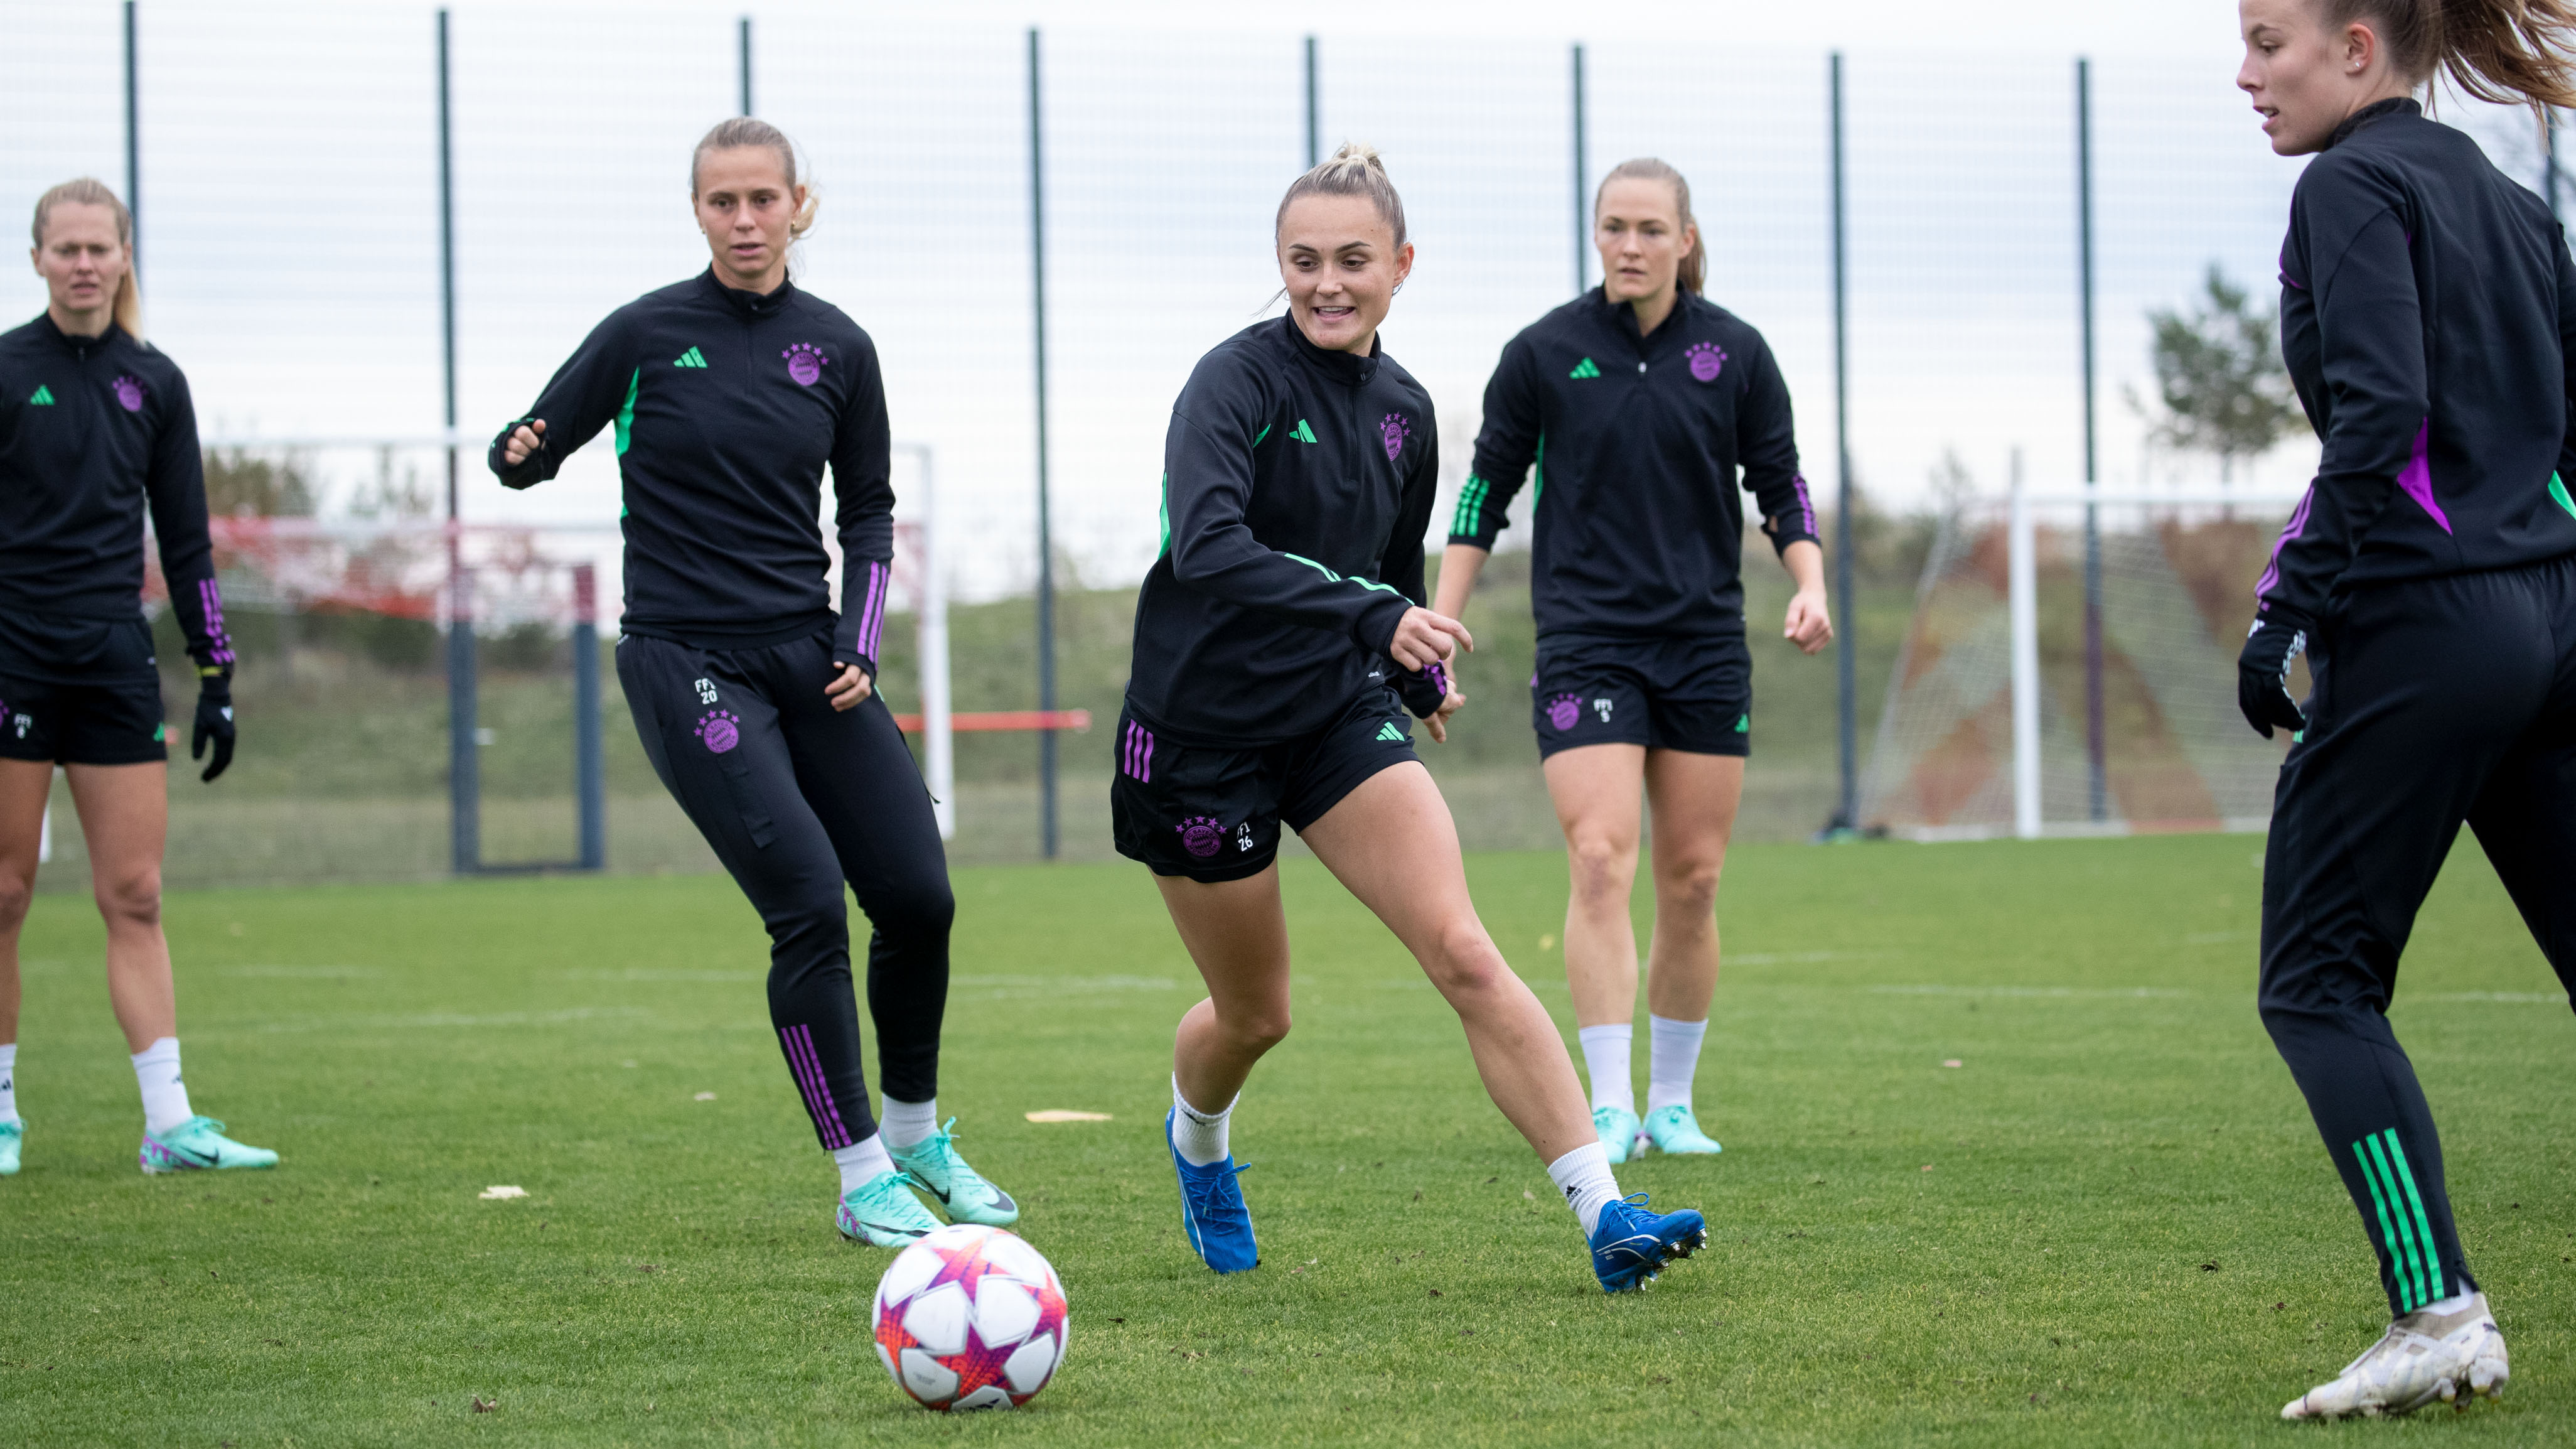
[1111,687,1421,883]
[0,613,169,767]
[1531,630,1751,760]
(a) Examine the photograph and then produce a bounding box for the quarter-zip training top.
[1453,287,1819,640]
[0,313,232,677]
[2260,98,2576,620]
[488,269,896,672]
[1127,315,1446,745]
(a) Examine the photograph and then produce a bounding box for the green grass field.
[4,834,2568,1446]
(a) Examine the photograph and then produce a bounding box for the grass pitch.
[3,834,2568,1446]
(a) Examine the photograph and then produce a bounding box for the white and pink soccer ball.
[872,1224,1068,1411]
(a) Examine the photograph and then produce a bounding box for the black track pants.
[2258,554,2576,1318]
[618,631,954,1150]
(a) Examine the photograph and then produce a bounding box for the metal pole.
[910,446,955,841]
[123,1,139,269]
[573,564,604,870]
[2078,57,2105,823]
[1028,28,1058,861]
[1828,51,1857,834]
[1303,36,1319,170]
[2009,451,2040,839]
[2546,108,2564,224]
[439,9,477,874]
[1572,43,1589,295]
[738,16,752,116]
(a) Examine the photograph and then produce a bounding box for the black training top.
[0,313,233,681]
[488,269,896,673]
[1127,315,1448,745]
[2260,99,2576,621]
[1453,287,1820,640]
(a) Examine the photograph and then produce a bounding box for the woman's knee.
[1564,833,1638,904]
[1422,916,1508,996]
[0,871,31,932]
[93,868,162,929]
[1655,855,1724,918]
[1213,1001,1291,1053]
[863,873,954,944]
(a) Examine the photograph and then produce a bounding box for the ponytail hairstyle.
[2322,0,2576,112]
[30,178,143,340]
[690,117,820,246]
[1595,157,1705,296]
[1275,141,1409,249]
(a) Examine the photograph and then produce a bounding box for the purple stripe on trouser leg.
[777,1026,834,1145]
[780,1025,852,1149]
[790,1025,857,1148]
[1140,728,1152,782]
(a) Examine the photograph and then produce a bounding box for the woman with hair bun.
[492,119,1014,1249]
[1436,158,1830,1173]
[0,178,266,1179]
[1119,141,1707,1293]
[2235,0,2576,1419]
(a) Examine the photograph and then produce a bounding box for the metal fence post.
[124,2,140,267]
[738,16,752,116]
[1304,36,1319,170]
[2078,57,2106,823]
[1827,51,1858,835]
[1571,43,1588,296]
[439,9,476,875]
[1028,28,1058,861]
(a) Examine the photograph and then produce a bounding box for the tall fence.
[9,4,2569,883]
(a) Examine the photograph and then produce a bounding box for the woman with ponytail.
[493,120,1014,1251]
[2235,0,2576,1419]
[0,179,266,1180]
[1434,159,1831,1171]
[1120,143,1707,1292]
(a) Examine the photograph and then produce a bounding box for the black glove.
[2236,608,2310,740]
[191,673,236,782]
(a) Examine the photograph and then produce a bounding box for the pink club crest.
[1685,342,1727,383]
[1380,412,1412,462]
[1546,693,1582,732]
[696,709,743,754]
[781,343,829,387]
[1178,816,1225,859]
[112,375,146,412]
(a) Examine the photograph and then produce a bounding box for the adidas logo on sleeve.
[674,347,709,369]
[1569,357,1601,380]
[27,384,55,405]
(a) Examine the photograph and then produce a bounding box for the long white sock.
[0,1042,18,1126]
[131,1037,193,1135]
[832,1132,896,1194]
[1646,1015,1709,1114]
[1547,1141,1621,1236]
[1171,1075,1235,1167]
[1577,1024,1634,1114]
[880,1096,938,1151]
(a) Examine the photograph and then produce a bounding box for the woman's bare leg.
[1299,762,1592,1163]
[1542,744,1648,1028]
[65,763,174,1052]
[0,761,54,1047]
[1640,750,1744,1022]
[1156,866,1295,1112]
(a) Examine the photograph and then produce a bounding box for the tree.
[2132,264,2302,482]
[201,448,316,517]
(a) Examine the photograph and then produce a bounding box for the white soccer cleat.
[2280,1293,2508,1420]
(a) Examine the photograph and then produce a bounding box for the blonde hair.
[30,178,143,339]
[690,117,820,242]
[2322,0,2576,110]
[1275,141,1408,249]
[1595,158,1705,297]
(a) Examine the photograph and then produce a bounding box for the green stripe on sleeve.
[2380,1129,2449,1303]
[613,367,641,458]
[1451,475,1490,538]
[2550,473,2575,520]
[1157,473,1171,558]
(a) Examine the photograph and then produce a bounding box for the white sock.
[832,1132,896,1195]
[2420,1289,2482,1317]
[1171,1075,1235,1167]
[1577,1024,1634,1114]
[1646,1015,1709,1115]
[1547,1140,1621,1237]
[0,1042,18,1126]
[132,1038,194,1135]
[880,1096,938,1150]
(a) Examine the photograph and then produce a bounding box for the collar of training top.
[695,266,800,318]
[32,310,124,355]
[1588,283,1697,352]
[2325,96,2419,151]
[1277,311,1383,387]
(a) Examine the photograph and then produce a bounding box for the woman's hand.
[1422,683,1467,745]
[825,662,873,711]
[502,418,548,466]
[1388,606,1471,672]
[1783,587,1834,655]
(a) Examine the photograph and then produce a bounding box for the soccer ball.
[872,1224,1068,1411]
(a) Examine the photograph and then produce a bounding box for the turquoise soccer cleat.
[1589,1192,1707,1293]
[888,1118,1020,1227]
[837,1169,942,1247]
[1642,1104,1723,1156]
[137,1116,277,1174]
[0,1120,19,1177]
[1592,1104,1644,1165]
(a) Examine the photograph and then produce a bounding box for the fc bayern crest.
[1380,412,1412,461]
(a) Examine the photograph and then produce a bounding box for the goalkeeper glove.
[2236,608,2310,740]
[192,671,236,782]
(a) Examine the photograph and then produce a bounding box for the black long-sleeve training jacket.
[1454,287,1820,640]
[1127,316,1447,744]
[489,270,896,674]
[2260,99,2576,620]
[0,313,233,677]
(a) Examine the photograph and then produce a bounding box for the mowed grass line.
[1,834,2567,1446]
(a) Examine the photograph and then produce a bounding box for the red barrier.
[893,709,1092,735]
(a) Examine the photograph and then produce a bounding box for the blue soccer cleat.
[1166,1109,1258,1274]
[1589,1192,1707,1293]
